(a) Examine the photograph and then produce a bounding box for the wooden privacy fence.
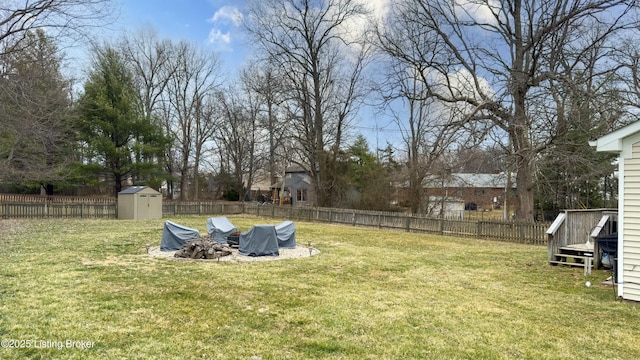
[0,196,549,245]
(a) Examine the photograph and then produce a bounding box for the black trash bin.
[597,233,618,256]
[597,232,618,282]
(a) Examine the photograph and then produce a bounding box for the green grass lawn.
[0,216,638,359]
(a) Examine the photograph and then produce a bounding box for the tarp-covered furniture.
[161,220,200,251]
[206,217,237,244]
[239,224,279,257]
[275,220,296,248]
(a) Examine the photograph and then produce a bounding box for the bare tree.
[119,28,176,127]
[1,0,114,56]
[392,75,485,214]
[157,94,178,199]
[375,0,636,221]
[165,41,222,201]
[0,30,74,192]
[614,24,640,121]
[0,0,113,193]
[535,18,627,211]
[244,0,371,206]
[213,85,263,201]
[241,62,287,187]
[117,28,176,186]
[374,14,491,214]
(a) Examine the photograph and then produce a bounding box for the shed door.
[623,141,640,301]
[138,194,150,220]
[149,194,161,219]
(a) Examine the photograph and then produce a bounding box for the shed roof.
[118,186,160,195]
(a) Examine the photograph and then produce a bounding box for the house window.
[297,189,307,202]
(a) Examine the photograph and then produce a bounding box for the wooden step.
[549,260,588,267]
[553,253,591,261]
[550,257,593,275]
[558,247,594,256]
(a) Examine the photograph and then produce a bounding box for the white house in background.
[591,120,640,301]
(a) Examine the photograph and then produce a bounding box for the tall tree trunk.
[114,173,123,197]
[510,3,533,222]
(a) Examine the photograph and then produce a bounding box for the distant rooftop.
[285,165,308,173]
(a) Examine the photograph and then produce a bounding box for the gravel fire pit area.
[148,241,320,262]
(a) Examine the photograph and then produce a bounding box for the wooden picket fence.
[0,195,549,245]
[162,201,244,216]
[0,194,117,219]
[0,194,116,204]
[245,204,549,245]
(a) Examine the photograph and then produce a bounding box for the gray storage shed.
[117,186,163,220]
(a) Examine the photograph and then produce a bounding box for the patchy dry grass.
[0,216,638,359]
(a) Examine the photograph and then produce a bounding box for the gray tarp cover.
[275,220,296,248]
[161,220,200,251]
[206,217,237,244]
[239,224,279,257]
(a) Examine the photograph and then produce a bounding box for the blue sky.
[110,0,401,149]
[106,0,405,150]
[117,0,250,74]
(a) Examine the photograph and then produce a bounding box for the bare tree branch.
[1,0,115,57]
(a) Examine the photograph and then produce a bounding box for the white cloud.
[209,6,243,26]
[207,6,243,49]
[330,0,391,50]
[454,0,500,24]
[208,28,231,45]
[407,66,494,110]
[450,68,494,101]
[365,0,392,21]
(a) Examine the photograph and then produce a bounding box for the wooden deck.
[547,209,617,271]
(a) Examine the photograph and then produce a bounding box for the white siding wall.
[622,142,640,301]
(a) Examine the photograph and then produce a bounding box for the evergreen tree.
[344,135,394,210]
[77,46,168,196]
